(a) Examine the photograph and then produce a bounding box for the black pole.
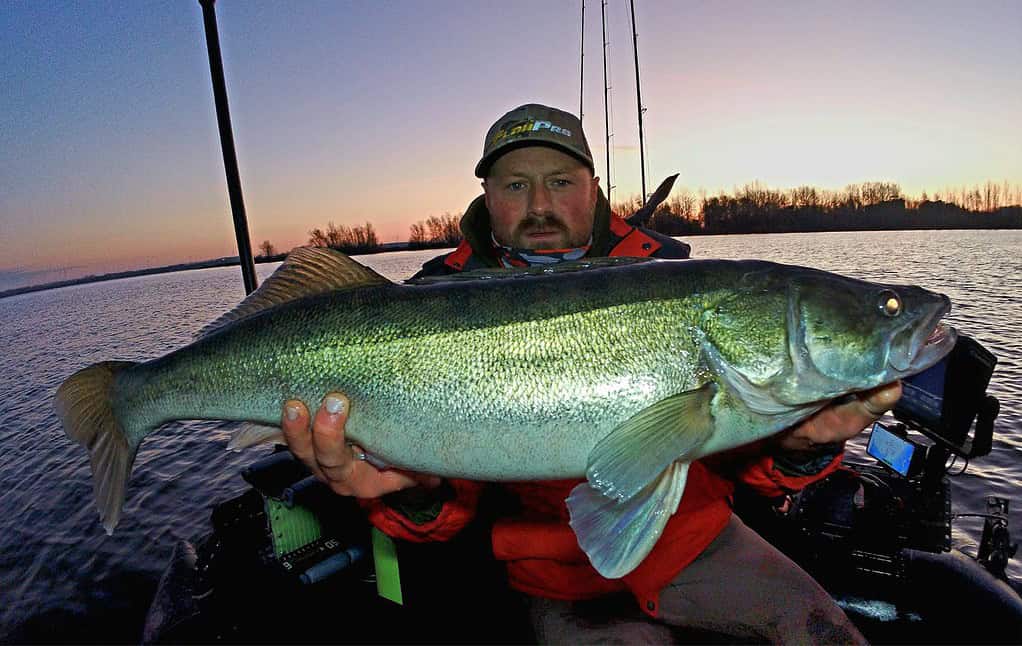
[629,0,647,204]
[198,0,258,295]
[579,0,585,121]
[601,0,612,203]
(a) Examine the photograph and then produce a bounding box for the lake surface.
[1,230,1020,641]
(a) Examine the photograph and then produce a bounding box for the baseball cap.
[475,104,594,178]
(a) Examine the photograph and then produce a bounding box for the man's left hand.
[775,381,903,452]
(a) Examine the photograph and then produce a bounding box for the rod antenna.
[579,0,585,120]
[198,0,258,294]
[601,0,613,203]
[629,0,647,203]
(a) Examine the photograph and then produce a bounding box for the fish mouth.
[889,301,957,375]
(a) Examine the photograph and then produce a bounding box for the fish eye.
[879,291,902,317]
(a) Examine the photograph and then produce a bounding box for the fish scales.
[118,260,729,479]
[55,249,956,577]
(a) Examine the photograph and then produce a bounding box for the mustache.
[515,214,568,236]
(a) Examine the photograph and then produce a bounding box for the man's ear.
[590,175,601,202]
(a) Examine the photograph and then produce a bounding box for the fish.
[54,247,956,578]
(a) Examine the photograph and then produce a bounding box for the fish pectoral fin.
[586,384,715,502]
[568,461,689,579]
[197,247,390,339]
[228,423,287,451]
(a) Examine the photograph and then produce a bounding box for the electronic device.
[867,421,926,477]
[893,333,999,458]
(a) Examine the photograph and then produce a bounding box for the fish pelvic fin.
[568,461,689,579]
[586,384,715,502]
[198,246,391,339]
[228,423,286,451]
[54,361,142,534]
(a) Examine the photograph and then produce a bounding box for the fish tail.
[54,360,143,534]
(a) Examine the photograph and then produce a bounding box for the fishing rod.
[601,0,613,203]
[198,0,259,295]
[579,0,585,121]
[629,0,647,204]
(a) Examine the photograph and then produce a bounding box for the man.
[280,104,901,642]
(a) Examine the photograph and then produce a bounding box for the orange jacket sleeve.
[704,439,845,498]
[361,478,485,542]
[733,451,845,498]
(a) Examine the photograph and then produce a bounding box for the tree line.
[614,180,1022,236]
[256,221,381,259]
[408,213,462,248]
[256,180,1021,256]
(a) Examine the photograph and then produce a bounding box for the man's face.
[483,146,600,250]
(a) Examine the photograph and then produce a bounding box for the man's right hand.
[281,392,441,498]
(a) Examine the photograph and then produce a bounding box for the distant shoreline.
[0,241,433,301]
[0,256,254,301]
[1,229,1016,300]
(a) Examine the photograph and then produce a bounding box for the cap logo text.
[491,118,572,146]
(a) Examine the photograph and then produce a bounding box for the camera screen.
[897,357,948,430]
[892,334,998,452]
[867,422,917,477]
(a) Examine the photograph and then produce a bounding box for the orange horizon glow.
[2,1,1019,287]
[11,175,1018,279]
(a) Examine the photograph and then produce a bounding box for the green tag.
[371,527,403,605]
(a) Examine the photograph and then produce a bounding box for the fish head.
[697,262,956,412]
[781,266,956,404]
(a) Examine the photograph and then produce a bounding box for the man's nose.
[528,184,554,214]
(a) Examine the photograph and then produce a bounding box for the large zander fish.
[55,248,956,578]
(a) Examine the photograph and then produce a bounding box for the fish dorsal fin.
[408,256,654,285]
[585,383,716,503]
[198,246,390,339]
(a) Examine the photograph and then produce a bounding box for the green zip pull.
[371,527,403,605]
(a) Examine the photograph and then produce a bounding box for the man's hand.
[281,392,441,498]
[775,381,903,452]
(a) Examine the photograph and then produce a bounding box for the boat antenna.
[629,0,647,204]
[601,0,613,203]
[198,0,258,295]
[579,0,585,120]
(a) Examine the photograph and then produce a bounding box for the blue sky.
[2,0,1020,289]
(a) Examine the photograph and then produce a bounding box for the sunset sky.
[2,1,1020,289]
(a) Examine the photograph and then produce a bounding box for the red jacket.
[364,453,841,617]
[365,210,843,617]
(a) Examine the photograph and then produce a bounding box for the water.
[1,230,1020,641]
